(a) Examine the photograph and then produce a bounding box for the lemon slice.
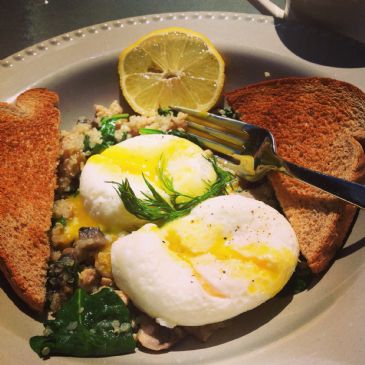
[118,27,225,116]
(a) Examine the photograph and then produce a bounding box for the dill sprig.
[111,156,235,223]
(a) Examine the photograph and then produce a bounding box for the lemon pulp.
[118,27,225,116]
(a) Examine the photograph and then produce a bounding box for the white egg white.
[111,195,299,327]
[79,134,216,231]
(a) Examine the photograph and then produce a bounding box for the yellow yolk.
[111,195,299,327]
[79,134,218,231]
[86,135,216,197]
[55,196,117,277]
[95,242,113,278]
[61,195,102,245]
[164,219,227,255]
[162,220,228,298]
[161,217,297,298]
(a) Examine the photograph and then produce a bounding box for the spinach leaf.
[84,114,129,155]
[218,106,239,120]
[30,288,136,358]
[281,260,313,295]
[157,107,178,116]
[51,216,67,227]
[291,262,313,294]
[83,134,92,152]
[46,254,79,310]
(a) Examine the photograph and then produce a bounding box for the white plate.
[0,12,364,365]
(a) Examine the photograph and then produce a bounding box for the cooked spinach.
[30,288,136,358]
[51,216,67,227]
[46,254,79,310]
[157,107,178,116]
[282,260,313,295]
[291,262,313,294]
[83,134,92,152]
[83,114,128,155]
[218,106,239,120]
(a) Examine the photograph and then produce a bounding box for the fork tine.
[215,155,243,176]
[171,106,245,133]
[185,131,244,177]
[187,132,242,156]
[187,120,244,148]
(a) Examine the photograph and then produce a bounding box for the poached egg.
[111,194,299,327]
[79,134,217,232]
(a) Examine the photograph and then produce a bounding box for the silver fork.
[171,106,365,209]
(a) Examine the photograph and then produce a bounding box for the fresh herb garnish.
[139,128,203,147]
[51,216,67,227]
[111,155,235,223]
[83,114,128,155]
[218,106,239,120]
[157,107,178,116]
[138,128,164,135]
[30,288,136,358]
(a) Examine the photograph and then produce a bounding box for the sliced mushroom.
[74,227,107,263]
[61,247,77,257]
[137,315,185,351]
[78,227,106,242]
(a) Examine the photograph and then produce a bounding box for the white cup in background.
[250,0,365,43]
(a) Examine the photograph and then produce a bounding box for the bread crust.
[226,77,365,273]
[0,88,60,311]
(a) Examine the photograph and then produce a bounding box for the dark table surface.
[0,0,285,60]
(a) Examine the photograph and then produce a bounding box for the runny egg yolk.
[59,195,102,246]
[56,195,116,277]
[61,134,219,247]
[111,195,299,327]
[160,218,297,298]
[79,134,219,231]
[86,135,216,198]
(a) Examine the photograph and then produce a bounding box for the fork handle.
[284,160,365,209]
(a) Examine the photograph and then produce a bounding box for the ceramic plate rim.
[0,11,364,365]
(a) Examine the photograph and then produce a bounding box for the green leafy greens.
[30,288,136,358]
[51,215,67,227]
[218,105,239,120]
[281,260,313,295]
[157,107,178,116]
[84,114,128,155]
[112,155,235,223]
[46,254,79,308]
[290,261,313,294]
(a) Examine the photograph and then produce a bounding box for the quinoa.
[51,100,191,298]
[53,198,74,219]
[95,100,124,120]
[48,100,246,346]
[56,101,188,195]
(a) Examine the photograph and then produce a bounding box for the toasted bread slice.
[226,77,365,273]
[0,89,60,311]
